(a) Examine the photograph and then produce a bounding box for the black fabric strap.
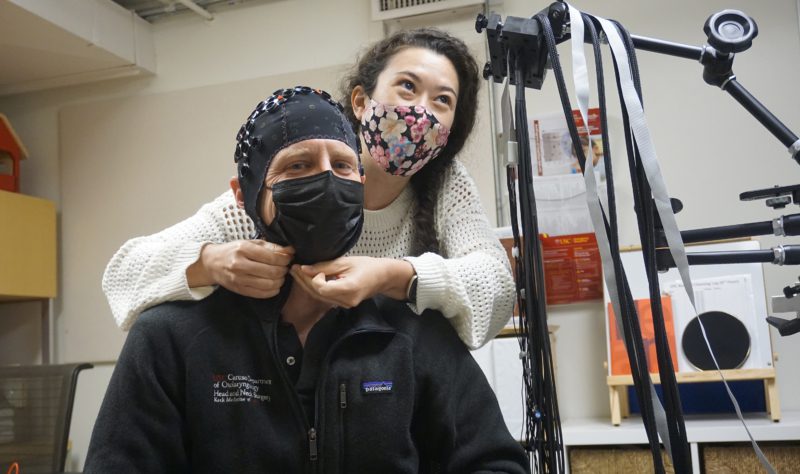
[535,11,676,472]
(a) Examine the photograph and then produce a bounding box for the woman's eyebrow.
[396,70,422,82]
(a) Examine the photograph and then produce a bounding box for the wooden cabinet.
[0,190,57,362]
[0,190,56,301]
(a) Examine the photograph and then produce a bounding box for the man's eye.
[288,162,308,171]
[335,161,356,171]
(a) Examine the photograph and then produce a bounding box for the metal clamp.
[789,139,800,159]
[773,216,785,236]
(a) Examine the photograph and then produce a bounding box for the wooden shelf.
[607,368,776,385]
[607,368,779,425]
[563,410,800,446]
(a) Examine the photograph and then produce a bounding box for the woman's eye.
[401,80,414,91]
[436,95,451,105]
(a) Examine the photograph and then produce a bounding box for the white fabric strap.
[566,3,674,463]
[501,78,518,165]
[589,10,776,473]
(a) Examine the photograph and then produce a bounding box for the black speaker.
[681,311,751,370]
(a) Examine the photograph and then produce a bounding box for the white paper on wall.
[532,173,602,236]
[665,275,764,372]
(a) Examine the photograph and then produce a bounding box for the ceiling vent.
[371,0,487,21]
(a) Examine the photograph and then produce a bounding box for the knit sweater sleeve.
[102,190,255,331]
[404,161,516,349]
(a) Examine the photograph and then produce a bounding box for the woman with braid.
[102,28,515,349]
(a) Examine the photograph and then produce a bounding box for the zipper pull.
[339,383,347,409]
[308,428,318,461]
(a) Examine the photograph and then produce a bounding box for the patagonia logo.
[361,381,393,394]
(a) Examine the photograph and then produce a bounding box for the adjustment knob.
[703,10,758,54]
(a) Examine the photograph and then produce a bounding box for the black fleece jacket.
[84,288,529,473]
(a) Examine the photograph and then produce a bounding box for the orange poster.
[607,296,677,375]
[499,232,603,311]
[540,233,602,305]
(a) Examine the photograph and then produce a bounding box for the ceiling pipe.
[176,0,214,21]
[156,0,214,21]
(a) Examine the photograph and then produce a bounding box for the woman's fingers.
[230,257,289,280]
[311,274,364,308]
[310,271,330,291]
[203,240,296,298]
[290,266,338,306]
[240,240,294,267]
[299,258,347,277]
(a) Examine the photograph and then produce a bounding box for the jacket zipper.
[339,383,347,409]
[266,320,317,472]
[338,382,347,472]
[308,427,318,461]
[308,328,393,473]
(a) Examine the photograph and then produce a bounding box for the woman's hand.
[292,256,415,308]
[187,240,294,299]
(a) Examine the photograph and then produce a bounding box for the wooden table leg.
[620,386,630,419]
[764,378,771,414]
[609,386,622,426]
[765,377,781,422]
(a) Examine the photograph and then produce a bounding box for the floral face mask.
[360,99,451,177]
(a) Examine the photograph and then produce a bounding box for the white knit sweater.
[102,161,515,349]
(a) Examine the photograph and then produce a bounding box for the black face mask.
[262,171,364,265]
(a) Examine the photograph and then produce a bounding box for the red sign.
[541,233,603,304]
[501,232,603,309]
[572,108,602,135]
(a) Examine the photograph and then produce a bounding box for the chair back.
[0,363,92,473]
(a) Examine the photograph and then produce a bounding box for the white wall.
[0,0,799,469]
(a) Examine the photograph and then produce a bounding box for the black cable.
[606,16,693,470]
[582,13,618,244]
[583,23,672,468]
[506,161,535,457]
[583,20,672,468]
[578,23,658,451]
[536,11,667,471]
[581,22,659,458]
[508,165,535,459]
[599,27,670,474]
[495,49,560,469]
[511,57,564,472]
[612,19,692,471]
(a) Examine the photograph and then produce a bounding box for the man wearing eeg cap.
[84,87,528,474]
[233,85,365,266]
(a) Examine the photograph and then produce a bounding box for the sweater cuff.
[175,242,217,300]
[403,253,448,315]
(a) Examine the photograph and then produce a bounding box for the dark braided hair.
[339,28,480,255]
